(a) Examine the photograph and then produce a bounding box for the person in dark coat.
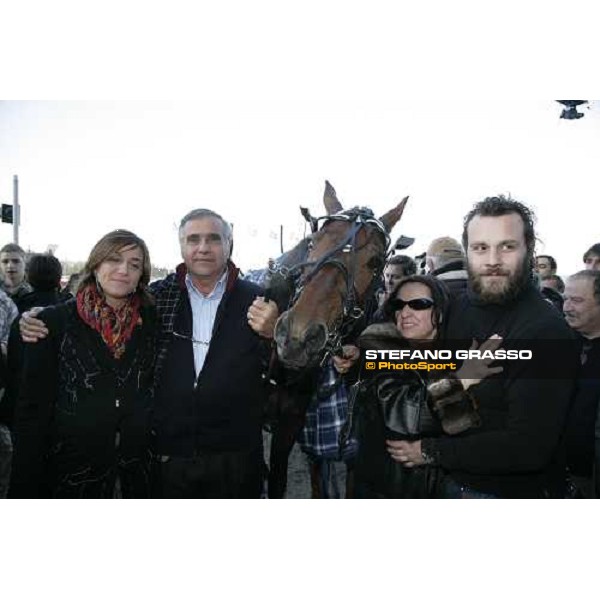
[15,253,64,314]
[9,230,156,498]
[392,196,579,498]
[562,270,600,497]
[354,275,499,498]
[2,254,71,429]
[426,236,468,298]
[147,209,278,499]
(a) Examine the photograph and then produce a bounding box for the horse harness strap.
[270,207,390,365]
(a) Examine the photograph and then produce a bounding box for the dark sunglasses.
[389,297,435,312]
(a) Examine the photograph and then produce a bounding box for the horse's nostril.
[304,323,327,353]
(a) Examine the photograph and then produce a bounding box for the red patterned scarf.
[76,282,142,359]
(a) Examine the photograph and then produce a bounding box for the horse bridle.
[270,207,391,366]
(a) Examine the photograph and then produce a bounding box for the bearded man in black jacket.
[390,196,579,498]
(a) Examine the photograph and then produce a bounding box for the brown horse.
[266,181,409,497]
[273,181,408,369]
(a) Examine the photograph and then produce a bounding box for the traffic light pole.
[13,174,19,244]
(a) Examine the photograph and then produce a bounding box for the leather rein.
[269,207,391,366]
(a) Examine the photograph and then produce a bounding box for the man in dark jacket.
[562,270,600,497]
[1,254,67,429]
[390,196,579,498]
[148,209,278,498]
[426,236,468,298]
[15,253,64,314]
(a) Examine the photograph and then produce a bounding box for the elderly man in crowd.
[563,270,600,497]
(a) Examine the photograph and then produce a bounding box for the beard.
[468,256,531,305]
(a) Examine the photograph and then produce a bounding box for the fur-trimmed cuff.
[427,376,463,401]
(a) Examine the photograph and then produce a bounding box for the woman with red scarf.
[9,230,156,498]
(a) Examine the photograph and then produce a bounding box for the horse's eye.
[307,239,314,252]
[367,255,383,270]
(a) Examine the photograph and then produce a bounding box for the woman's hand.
[386,439,424,468]
[456,334,504,391]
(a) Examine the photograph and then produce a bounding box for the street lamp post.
[13,174,19,244]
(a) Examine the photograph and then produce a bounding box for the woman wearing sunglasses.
[354,274,492,498]
[9,230,156,498]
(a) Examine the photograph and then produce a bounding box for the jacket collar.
[432,260,465,277]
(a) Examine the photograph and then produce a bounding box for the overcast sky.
[1,99,598,277]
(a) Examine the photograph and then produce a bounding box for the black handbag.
[376,374,440,438]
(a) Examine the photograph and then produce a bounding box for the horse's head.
[273,181,408,369]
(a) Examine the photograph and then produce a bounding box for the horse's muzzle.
[274,312,328,369]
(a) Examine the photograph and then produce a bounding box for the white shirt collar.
[185,269,228,300]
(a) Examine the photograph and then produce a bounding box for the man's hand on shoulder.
[247,296,279,339]
[20,307,48,343]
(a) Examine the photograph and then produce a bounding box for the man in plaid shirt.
[298,347,360,498]
[0,288,18,497]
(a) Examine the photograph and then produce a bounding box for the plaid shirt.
[148,265,187,394]
[0,289,18,347]
[298,361,358,461]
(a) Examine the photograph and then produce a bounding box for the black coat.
[353,322,481,498]
[424,283,579,498]
[1,290,67,427]
[564,336,600,479]
[9,299,156,498]
[15,289,63,314]
[355,372,446,498]
[150,263,271,456]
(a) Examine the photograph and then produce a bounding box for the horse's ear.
[379,196,409,232]
[323,180,343,215]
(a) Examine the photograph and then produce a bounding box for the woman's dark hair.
[382,274,450,338]
[26,254,63,292]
